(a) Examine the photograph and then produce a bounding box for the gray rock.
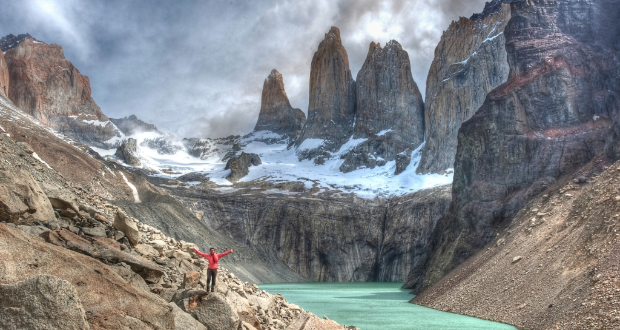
[115,138,141,166]
[44,186,80,214]
[110,115,159,136]
[110,263,151,293]
[0,275,90,330]
[191,293,240,330]
[169,302,208,330]
[225,152,262,182]
[341,40,424,173]
[395,152,411,175]
[417,3,511,174]
[17,225,50,237]
[82,226,106,237]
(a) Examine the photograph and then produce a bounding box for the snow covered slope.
[93,129,453,198]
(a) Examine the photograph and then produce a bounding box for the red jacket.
[194,249,233,269]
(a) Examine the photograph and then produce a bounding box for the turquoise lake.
[259,282,517,330]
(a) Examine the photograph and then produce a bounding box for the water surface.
[260,282,517,330]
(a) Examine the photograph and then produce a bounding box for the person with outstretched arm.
[193,247,234,293]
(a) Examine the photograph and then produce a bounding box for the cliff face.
[417,2,512,174]
[0,51,8,97]
[410,0,620,293]
[4,38,118,147]
[295,27,356,158]
[253,69,306,141]
[340,40,425,173]
[177,185,451,282]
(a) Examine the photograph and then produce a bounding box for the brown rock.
[0,167,55,224]
[295,26,356,157]
[182,271,201,289]
[0,223,174,329]
[4,38,118,147]
[113,211,140,246]
[253,69,306,140]
[0,50,8,97]
[43,229,164,283]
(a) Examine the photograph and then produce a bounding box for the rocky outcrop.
[110,114,159,135]
[0,275,91,330]
[341,40,424,173]
[115,138,141,166]
[253,69,306,141]
[225,152,262,182]
[0,50,8,97]
[410,0,620,293]
[0,167,55,224]
[295,27,356,158]
[4,38,119,147]
[417,1,512,174]
[179,185,451,282]
[0,33,44,52]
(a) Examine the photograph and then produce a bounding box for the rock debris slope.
[340,40,425,174]
[414,158,620,330]
[253,69,306,141]
[295,27,356,160]
[0,94,351,329]
[417,0,512,174]
[410,0,620,294]
[4,37,120,148]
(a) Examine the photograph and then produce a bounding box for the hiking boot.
[211,286,215,292]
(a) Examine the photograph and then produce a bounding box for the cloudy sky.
[1,0,489,138]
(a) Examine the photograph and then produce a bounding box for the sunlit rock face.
[4,38,119,147]
[408,0,620,293]
[0,51,8,98]
[253,69,306,141]
[295,26,356,159]
[340,40,425,174]
[417,1,512,174]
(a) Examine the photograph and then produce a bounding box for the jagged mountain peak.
[0,33,45,52]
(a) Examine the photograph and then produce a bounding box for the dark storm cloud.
[0,0,489,138]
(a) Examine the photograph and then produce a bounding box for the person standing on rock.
[193,247,234,293]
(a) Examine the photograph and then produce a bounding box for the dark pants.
[207,269,217,291]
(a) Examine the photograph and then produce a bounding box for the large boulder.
[115,138,141,166]
[190,293,241,330]
[0,167,55,224]
[43,184,80,214]
[113,211,141,245]
[169,302,208,330]
[225,152,262,182]
[0,223,174,329]
[0,275,91,330]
